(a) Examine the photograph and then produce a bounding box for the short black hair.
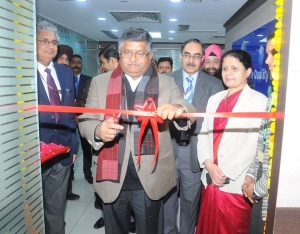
[72,54,82,62]
[221,49,252,70]
[99,44,119,62]
[267,32,275,41]
[157,57,173,69]
[180,38,205,56]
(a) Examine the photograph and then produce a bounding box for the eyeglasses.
[119,50,150,59]
[37,39,59,46]
[182,52,202,60]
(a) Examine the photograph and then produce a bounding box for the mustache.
[125,62,142,66]
[208,68,217,72]
[72,66,80,69]
[186,62,196,67]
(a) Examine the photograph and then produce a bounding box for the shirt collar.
[182,70,199,80]
[38,61,54,71]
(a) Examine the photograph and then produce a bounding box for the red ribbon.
[134,98,164,165]
[37,104,284,166]
[37,105,284,119]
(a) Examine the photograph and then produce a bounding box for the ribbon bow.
[134,97,164,165]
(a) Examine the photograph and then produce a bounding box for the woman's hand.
[204,159,227,187]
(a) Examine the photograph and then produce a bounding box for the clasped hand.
[242,175,257,203]
[205,160,227,187]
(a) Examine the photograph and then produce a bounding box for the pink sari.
[196,90,251,234]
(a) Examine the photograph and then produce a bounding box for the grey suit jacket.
[168,69,224,172]
[78,70,196,203]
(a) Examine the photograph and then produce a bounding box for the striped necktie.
[45,68,61,122]
[185,76,194,103]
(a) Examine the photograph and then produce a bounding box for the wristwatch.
[94,127,104,143]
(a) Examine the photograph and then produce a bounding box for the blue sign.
[232,20,276,97]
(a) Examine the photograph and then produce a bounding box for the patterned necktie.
[185,76,194,103]
[44,68,61,122]
[74,76,79,97]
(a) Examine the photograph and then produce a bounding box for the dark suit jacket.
[38,62,78,166]
[76,74,92,107]
[168,69,224,172]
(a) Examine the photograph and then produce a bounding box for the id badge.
[258,151,264,163]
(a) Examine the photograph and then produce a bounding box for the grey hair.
[36,20,59,40]
[118,27,152,52]
[181,38,205,56]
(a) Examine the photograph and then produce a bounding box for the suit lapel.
[173,69,184,93]
[53,63,66,105]
[77,75,85,100]
[192,71,205,107]
[37,70,50,104]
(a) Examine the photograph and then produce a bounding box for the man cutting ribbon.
[78,27,195,234]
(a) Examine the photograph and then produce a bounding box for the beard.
[203,67,222,79]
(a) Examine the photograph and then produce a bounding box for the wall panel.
[0,1,44,233]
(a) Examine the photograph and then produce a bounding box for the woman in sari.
[196,50,268,234]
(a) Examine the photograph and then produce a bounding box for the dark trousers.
[80,135,93,177]
[163,145,202,234]
[67,164,74,196]
[42,159,70,234]
[103,190,162,234]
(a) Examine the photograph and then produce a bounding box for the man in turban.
[54,44,73,66]
[202,44,223,79]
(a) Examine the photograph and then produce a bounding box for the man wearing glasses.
[79,27,196,234]
[164,39,224,234]
[36,21,78,234]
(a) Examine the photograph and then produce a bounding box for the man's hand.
[242,175,255,203]
[204,159,227,187]
[72,154,77,164]
[156,104,185,120]
[95,117,124,142]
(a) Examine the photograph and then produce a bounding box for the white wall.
[225,0,276,50]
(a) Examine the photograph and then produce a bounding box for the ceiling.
[36,0,249,45]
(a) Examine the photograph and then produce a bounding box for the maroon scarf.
[96,65,159,182]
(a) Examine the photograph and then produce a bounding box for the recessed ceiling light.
[257,34,264,37]
[98,18,106,21]
[112,29,118,32]
[169,31,176,33]
[168,38,174,40]
[77,0,86,2]
[170,0,181,2]
[169,19,177,22]
[149,32,162,38]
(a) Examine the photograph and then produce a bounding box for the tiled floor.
[65,153,105,234]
